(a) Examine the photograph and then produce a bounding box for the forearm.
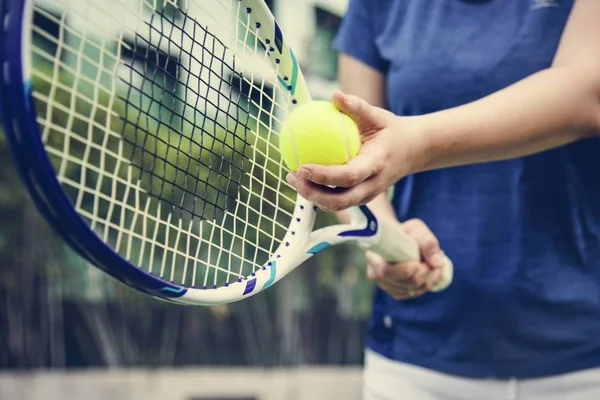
[410,64,600,173]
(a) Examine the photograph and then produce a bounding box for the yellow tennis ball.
[279,100,361,172]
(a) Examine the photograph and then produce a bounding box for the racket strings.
[30,0,296,288]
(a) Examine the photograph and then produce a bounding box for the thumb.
[365,251,387,279]
[331,91,383,133]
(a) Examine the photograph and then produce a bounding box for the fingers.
[293,123,387,189]
[331,91,384,132]
[362,219,448,300]
[365,251,421,282]
[402,219,446,269]
[369,267,428,300]
[285,139,387,211]
[365,249,445,300]
[423,268,444,291]
[366,251,388,279]
[295,152,379,188]
[286,172,380,212]
[331,91,376,128]
[377,282,428,300]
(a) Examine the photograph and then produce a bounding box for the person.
[285,0,600,399]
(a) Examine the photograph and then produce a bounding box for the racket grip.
[370,216,454,292]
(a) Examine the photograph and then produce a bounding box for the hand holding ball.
[279,101,361,171]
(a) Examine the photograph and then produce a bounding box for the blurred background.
[0,0,375,399]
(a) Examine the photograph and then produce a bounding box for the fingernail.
[297,168,311,180]
[286,173,298,186]
[431,253,446,268]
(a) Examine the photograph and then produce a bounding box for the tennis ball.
[279,100,361,172]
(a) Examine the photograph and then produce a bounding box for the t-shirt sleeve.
[332,0,388,73]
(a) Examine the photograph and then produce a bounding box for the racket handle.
[370,215,454,292]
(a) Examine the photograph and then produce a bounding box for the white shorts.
[363,349,600,400]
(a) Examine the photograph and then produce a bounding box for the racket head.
[0,0,332,305]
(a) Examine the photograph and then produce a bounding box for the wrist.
[394,115,436,177]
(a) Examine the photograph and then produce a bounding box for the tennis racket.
[0,0,453,305]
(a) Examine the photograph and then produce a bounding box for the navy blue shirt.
[334,0,600,378]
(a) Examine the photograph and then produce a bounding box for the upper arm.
[338,54,387,109]
[553,0,600,67]
[333,0,388,108]
[553,0,600,133]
